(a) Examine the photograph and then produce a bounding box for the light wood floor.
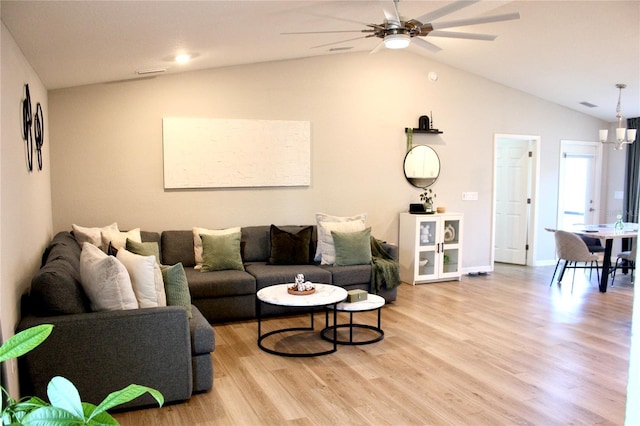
[114,264,634,425]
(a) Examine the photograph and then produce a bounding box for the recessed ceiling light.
[175,53,191,64]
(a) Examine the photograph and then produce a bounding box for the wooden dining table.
[564,223,638,292]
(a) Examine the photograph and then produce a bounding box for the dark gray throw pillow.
[268,225,312,265]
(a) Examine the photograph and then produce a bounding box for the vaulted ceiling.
[2,1,638,122]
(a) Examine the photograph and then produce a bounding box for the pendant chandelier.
[599,83,637,150]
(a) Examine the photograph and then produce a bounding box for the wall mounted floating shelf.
[405,128,443,134]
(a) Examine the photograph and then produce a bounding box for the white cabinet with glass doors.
[399,212,463,284]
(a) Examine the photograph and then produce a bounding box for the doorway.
[493,135,539,265]
[557,140,603,228]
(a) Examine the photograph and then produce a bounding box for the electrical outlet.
[462,192,478,201]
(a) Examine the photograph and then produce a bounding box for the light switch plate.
[462,192,478,201]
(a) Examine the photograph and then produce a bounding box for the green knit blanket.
[370,237,401,294]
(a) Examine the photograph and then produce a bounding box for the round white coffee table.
[256,283,347,357]
[321,293,385,345]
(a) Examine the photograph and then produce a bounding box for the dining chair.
[611,241,636,285]
[550,230,600,291]
[580,235,605,254]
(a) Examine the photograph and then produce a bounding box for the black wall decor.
[22,84,33,171]
[21,83,45,171]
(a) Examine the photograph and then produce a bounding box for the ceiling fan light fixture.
[384,33,411,49]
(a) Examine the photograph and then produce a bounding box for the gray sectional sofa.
[18,231,215,410]
[161,225,399,322]
[17,224,399,410]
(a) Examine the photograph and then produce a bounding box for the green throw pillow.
[126,238,160,264]
[268,225,313,265]
[332,227,372,266]
[200,232,245,272]
[160,263,192,318]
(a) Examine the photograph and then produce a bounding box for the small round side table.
[321,293,385,345]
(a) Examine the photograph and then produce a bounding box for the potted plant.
[0,324,163,425]
[419,188,436,213]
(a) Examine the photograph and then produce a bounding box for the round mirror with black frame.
[403,145,440,188]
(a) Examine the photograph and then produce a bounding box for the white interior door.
[494,138,533,265]
[558,141,602,228]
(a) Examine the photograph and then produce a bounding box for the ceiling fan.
[283,0,520,53]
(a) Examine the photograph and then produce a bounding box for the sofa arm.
[382,242,398,261]
[17,306,192,409]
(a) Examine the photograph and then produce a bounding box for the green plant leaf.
[46,377,83,419]
[81,403,118,425]
[89,384,163,419]
[0,324,53,363]
[20,405,83,426]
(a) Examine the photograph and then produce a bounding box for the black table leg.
[599,238,613,293]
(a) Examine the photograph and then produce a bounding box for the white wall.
[0,22,52,396]
[49,51,607,271]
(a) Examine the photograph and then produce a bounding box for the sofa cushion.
[318,220,366,265]
[161,230,196,267]
[314,212,367,263]
[101,228,141,251]
[332,227,372,266]
[79,242,138,311]
[268,225,313,265]
[161,263,193,318]
[320,264,372,286]
[185,268,256,298]
[126,239,161,264]
[201,232,244,272]
[189,305,215,355]
[242,225,318,263]
[241,226,271,262]
[193,226,241,269]
[245,263,332,290]
[30,232,90,315]
[116,249,166,308]
[72,222,119,248]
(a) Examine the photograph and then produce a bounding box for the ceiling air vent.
[580,101,598,108]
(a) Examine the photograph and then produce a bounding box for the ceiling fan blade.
[281,30,366,35]
[380,0,400,25]
[428,30,497,41]
[411,37,442,53]
[369,41,386,55]
[415,0,480,24]
[310,35,371,49]
[431,12,521,30]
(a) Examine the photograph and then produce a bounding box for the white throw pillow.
[101,228,142,251]
[72,222,119,247]
[192,226,241,269]
[314,212,367,263]
[116,249,167,308]
[318,220,367,265]
[79,242,138,311]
